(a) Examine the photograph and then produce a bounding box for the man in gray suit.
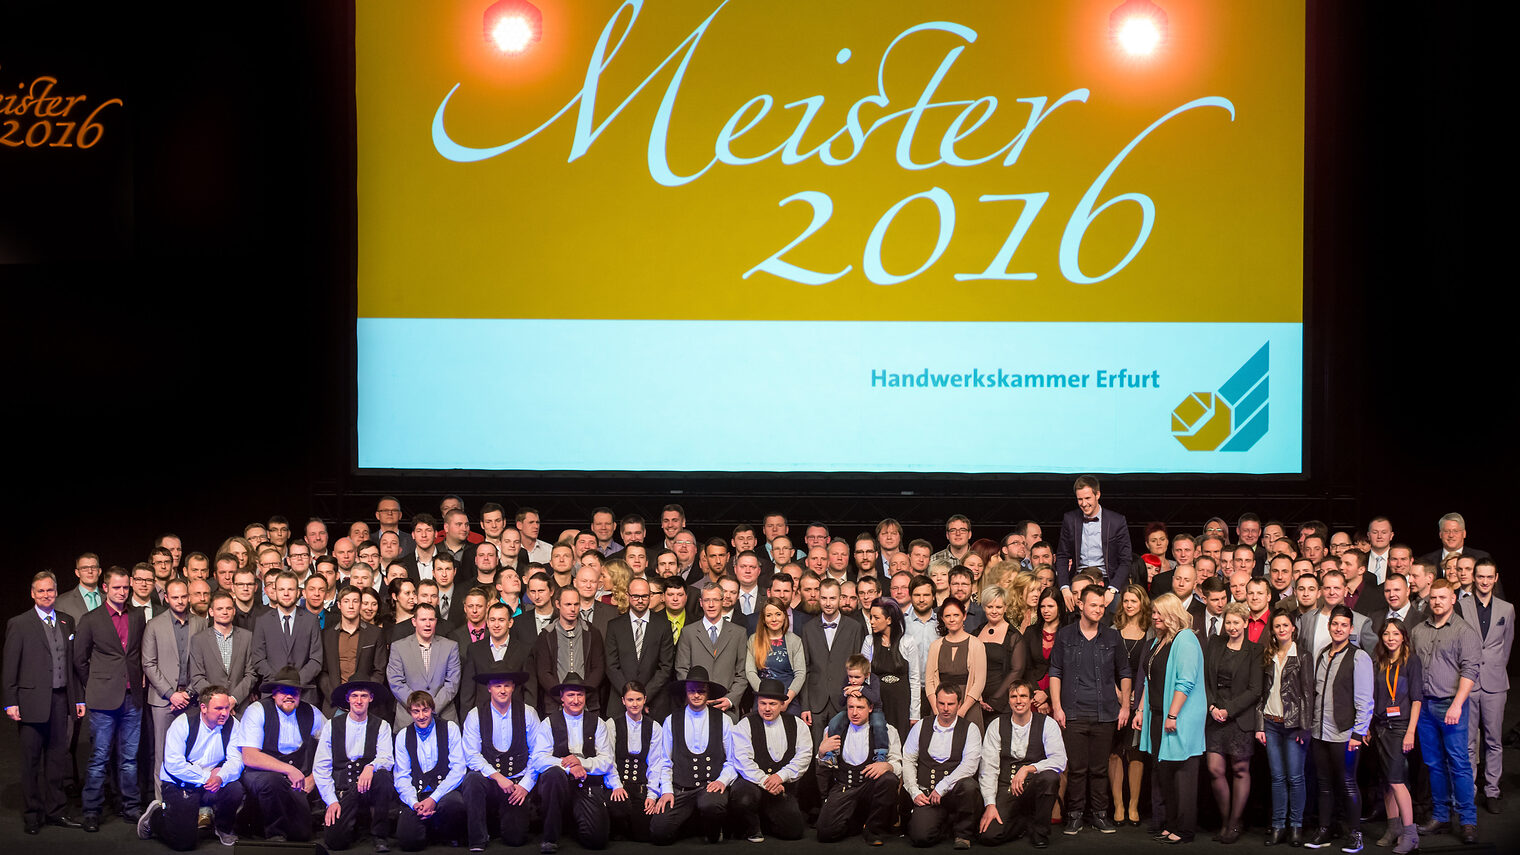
[249,570,323,705]
[674,583,748,717]
[141,579,207,799]
[188,591,257,710]
[55,552,104,624]
[1460,558,1513,813]
[799,578,867,737]
[387,602,461,727]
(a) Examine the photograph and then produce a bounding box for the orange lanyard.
[1383,663,1400,702]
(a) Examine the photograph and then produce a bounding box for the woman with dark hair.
[925,597,987,727]
[860,597,921,736]
[1204,603,1263,843]
[359,588,383,626]
[1256,610,1314,847]
[384,577,417,640]
[1371,618,1422,854]
[1134,522,1175,590]
[1022,589,1063,713]
[1110,584,1154,826]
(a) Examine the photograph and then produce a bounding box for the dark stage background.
[2,2,1503,581]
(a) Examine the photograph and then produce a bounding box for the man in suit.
[605,577,676,720]
[398,514,442,583]
[319,584,386,715]
[1054,475,1133,610]
[674,583,749,717]
[1460,559,1513,813]
[188,591,257,710]
[54,552,104,623]
[74,565,149,831]
[4,571,86,834]
[533,587,608,717]
[250,570,323,705]
[1340,549,1384,617]
[461,601,536,713]
[800,578,868,738]
[1296,570,1375,658]
[1418,512,1491,568]
[142,579,207,799]
[387,602,462,727]
[573,560,619,638]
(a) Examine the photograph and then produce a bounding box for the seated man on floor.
[137,686,246,850]
[650,666,737,845]
[729,677,812,843]
[234,667,324,843]
[314,679,395,852]
[815,691,903,846]
[463,669,540,850]
[978,681,1067,849]
[530,673,614,854]
[393,690,470,852]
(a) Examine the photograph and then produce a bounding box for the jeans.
[1418,697,1477,825]
[1263,720,1307,827]
[821,708,890,763]
[83,698,142,815]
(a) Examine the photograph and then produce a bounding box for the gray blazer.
[386,634,461,727]
[55,586,96,624]
[250,608,323,693]
[188,624,257,708]
[1296,607,1375,654]
[743,630,807,702]
[142,610,207,708]
[1458,595,1514,693]
[674,618,749,714]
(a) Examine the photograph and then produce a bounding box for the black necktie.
[1210,617,1219,637]
[284,614,292,637]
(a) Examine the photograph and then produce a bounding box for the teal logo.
[1171,343,1269,452]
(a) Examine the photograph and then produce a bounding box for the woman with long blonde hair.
[1135,593,1207,844]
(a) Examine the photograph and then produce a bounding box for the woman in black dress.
[862,598,921,735]
[1204,603,1263,843]
[975,585,1026,719]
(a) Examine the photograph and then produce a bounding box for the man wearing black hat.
[136,686,245,849]
[815,690,903,845]
[315,679,395,851]
[904,685,983,849]
[603,681,669,842]
[729,677,813,842]
[233,666,324,843]
[650,666,737,845]
[462,669,540,850]
[531,673,614,854]
[393,690,470,852]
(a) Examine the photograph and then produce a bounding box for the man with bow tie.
[1054,475,1132,611]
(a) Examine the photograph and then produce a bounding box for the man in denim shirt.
[1049,586,1132,835]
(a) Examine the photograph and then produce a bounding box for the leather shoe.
[1484,795,1501,815]
[1416,820,1449,835]
[1266,827,1287,846]
[23,818,40,836]
[1459,825,1477,845]
[81,815,100,833]
[47,815,83,829]
[1288,827,1304,848]
[1032,835,1049,849]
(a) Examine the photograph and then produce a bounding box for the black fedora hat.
[550,672,597,696]
[259,666,314,694]
[472,669,530,687]
[754,678,789,702]
[331,679,387,711]
[672,665,726,699]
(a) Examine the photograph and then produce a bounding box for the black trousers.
[154,779,244,851]
[979,769,1060,845]
[536,768,609,848]
[465,772,534,847]
[1064,718,1116,817]
[729,779,806,840]
[324,769,395,851]
[649,785,729,844]
[816,771,900,841]
[17,687,72,822]
[1156,756,1201,841]
[1312,739,1361,833]
[907,778,979,846]
[607,788,653,841]
[243,768,315,841]
[395,788,468,851]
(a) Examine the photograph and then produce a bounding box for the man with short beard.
[903,685,982,848]
[729,678,811,842]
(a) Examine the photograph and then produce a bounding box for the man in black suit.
[1054,475,1133,610]
[318,584,387,714]
[460,601,536,712]
[572,561,618,638]
[800,579,867,739]
[250,570,324,705]
[604,577,675,720]
[3,571,86,834]
[74,565,149,831]
[1417,512,1491,568]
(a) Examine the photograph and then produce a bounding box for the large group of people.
[1,477,1510,853]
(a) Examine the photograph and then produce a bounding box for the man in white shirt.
[235,668,325,843]
[462,670,540,849]
[393,690,470,851]
[313,680,394,852]
[814,692,903,845]
[649,667,737,844]
[978,681,1067,848]
[531,675,614,854]
[136,686,244,849]
[728,678,812,842]
[905,685,983,848]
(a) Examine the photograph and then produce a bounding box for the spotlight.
[1109,0,1167,57]
[484,0,542,54]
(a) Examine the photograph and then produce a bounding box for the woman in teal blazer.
[1136,592,1207,843]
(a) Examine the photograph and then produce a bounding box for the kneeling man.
[650,666,736,845]
[729,677,811,842]
[138,686,245,849]
[905,685,983,848]
[531,673,614,854]
[815,691,903,845]
[394,690,469,851]
[315,679,395,851]
[978,681,1066,849]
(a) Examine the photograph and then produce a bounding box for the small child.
[818,654,890,765]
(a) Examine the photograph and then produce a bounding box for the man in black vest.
[393,690,470,851]
[531,674,613,854]
[137,686,245,849]
[978,681,1068,848]
[729,678,812,842]
[904,685,983,848]
[315,679,395,851]
[603,681,668,842]
[815,691,902,844]
[3,571,85,834]
[462,670,540,850]
[650,667,736,844]
[234,667,324,843]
